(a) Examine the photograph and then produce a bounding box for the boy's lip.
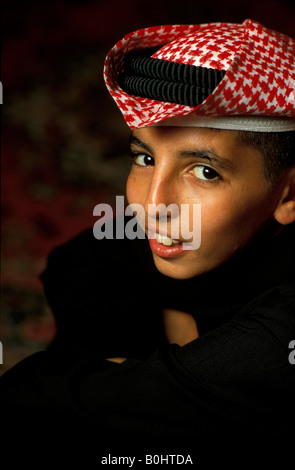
[146,227,186,258]
[146,225,182,241]
[145,226,192,244]
[148,236,186,258]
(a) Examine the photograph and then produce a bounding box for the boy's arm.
[1,286,294,455]
[106,309,199,362]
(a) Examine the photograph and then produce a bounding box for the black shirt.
[1,218,295,465]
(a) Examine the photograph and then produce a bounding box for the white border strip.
[153,115,295,132]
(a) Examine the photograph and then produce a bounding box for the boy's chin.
[152,253,207,280]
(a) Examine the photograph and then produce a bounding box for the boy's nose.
[144,167,179,220]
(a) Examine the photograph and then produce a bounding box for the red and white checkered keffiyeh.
[104,19,295,131]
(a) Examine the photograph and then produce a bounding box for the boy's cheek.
[126,175,142,205]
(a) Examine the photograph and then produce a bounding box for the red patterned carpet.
[1,0,295,374]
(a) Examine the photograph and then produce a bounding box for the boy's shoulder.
[40,217,153,301]
[44,216,146,270]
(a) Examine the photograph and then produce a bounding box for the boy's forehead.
[131,126,229,143]
[131,127,254,161]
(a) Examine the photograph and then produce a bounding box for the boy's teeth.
[155,233,179,246]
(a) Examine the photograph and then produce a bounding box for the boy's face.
[126,126,283,279]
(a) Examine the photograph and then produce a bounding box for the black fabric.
[1,218,295,465]
[118,49,226,106]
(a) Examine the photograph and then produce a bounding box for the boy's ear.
[273,167,295,225]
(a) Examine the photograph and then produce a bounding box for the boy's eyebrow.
[129,135,153,154]
[129,135,236,172]
[179,149,237,172]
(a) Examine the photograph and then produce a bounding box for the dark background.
[1,0,295,374]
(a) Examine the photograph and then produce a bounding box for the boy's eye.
[192,165,220,181]
[131,153,154,167]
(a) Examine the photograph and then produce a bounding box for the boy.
[1,18,295,465]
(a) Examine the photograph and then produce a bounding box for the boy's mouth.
[146,229,186,259]
[154,232,182,246]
